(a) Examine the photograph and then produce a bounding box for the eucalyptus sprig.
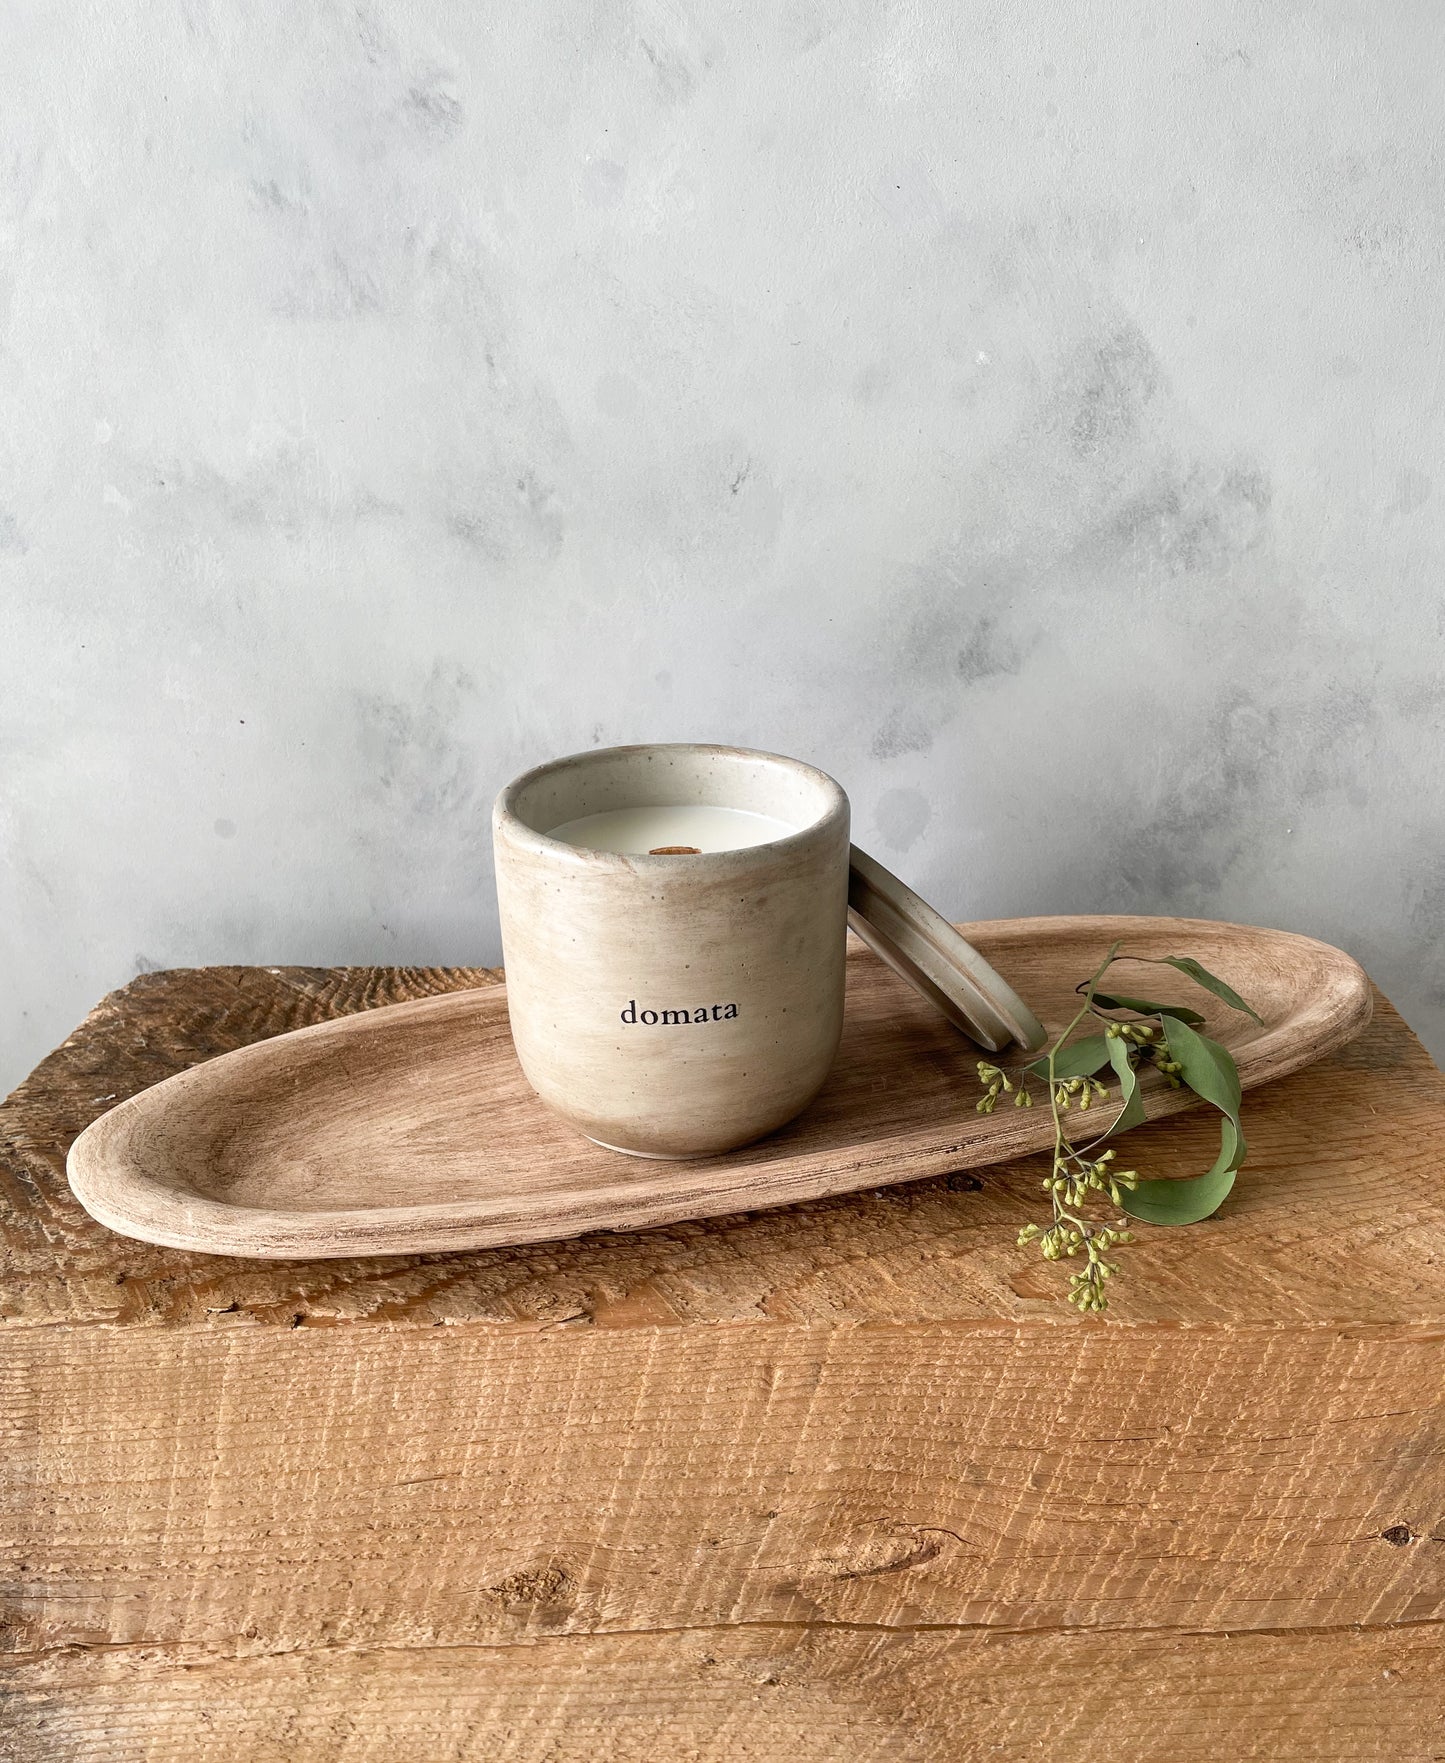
[977,945,1261,1312]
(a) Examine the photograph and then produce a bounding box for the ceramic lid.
[847,846,1048,1054]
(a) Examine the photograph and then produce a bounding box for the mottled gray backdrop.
[3,0,1443,1092]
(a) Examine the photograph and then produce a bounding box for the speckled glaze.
[493,744,850,1157]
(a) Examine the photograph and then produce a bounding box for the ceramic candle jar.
[493,744,850,1157]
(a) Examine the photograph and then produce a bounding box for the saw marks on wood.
[3,1623,1443,1763]
[2,1323,1443,1655]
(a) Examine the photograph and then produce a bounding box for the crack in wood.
[9,1611,1445,1673]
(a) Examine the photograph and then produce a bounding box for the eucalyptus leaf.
[1121,1165,1238,1226]
[1159,1015,1245,1145]
[1118,1014,1247,1225]
[1089,990,1205,1026]
[1104,1035,1147,1134]
[1142,956,1263,1025]
[1025,1034,1112,1083]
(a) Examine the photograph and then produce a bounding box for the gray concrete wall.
[3,0,1443,1092]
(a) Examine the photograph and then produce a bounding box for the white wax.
[547,804,797,854]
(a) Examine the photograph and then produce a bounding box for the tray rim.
[65,915,1375,1260]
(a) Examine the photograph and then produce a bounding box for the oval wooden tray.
[66,916,1372,1260]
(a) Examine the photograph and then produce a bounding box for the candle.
[547,804,797,855]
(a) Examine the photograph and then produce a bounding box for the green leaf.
[1158,1015,1245,1161]
[1120,1014,1247,1226]
[1089,990,1205,1026]
[1024,1034,1112,1082]
[1103,1035,1147,1134]
[1120,1165,1238,1225]
[1143,956,1263,1025]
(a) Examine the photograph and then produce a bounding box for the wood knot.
[488,1565,574,1610]
[824,1525,961,1582]
[1381,1524,1415,1547]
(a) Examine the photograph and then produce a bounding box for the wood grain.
[2,942,1442,1760]
[5,1624,1444,1763]
[3,1322,1444,1657]
[63,917,1372,1259]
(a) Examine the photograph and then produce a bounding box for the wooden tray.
[65,915,1372,1260]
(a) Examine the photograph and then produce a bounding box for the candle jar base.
[583,1135,716,1162]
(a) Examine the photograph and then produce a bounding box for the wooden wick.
[649,845,702,855]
